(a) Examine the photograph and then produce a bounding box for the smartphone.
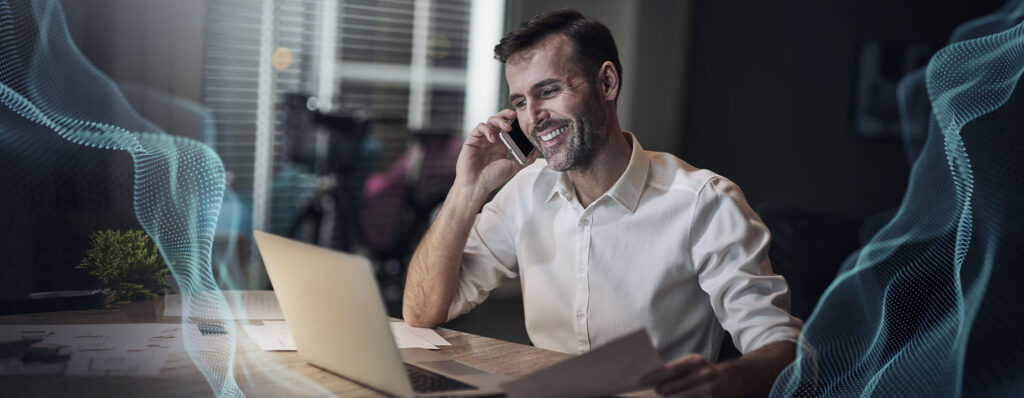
[498,117,536,165]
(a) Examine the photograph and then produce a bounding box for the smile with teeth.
[541,126,567,142]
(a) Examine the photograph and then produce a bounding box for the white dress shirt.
[447,132,802,361]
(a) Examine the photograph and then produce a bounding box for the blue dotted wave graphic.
[0,0,241,395]
[772,2,1024,396]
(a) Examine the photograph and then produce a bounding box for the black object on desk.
[0,290,105,315]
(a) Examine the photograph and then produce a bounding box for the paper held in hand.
[500,329,664,398]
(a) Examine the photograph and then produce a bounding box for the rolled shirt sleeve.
[446,192,521,321]
[689,177,803,354]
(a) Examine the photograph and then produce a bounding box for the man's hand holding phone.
[406,109,538,328]
[454,109,539,201]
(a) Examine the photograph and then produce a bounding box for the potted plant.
[77,229,170,319]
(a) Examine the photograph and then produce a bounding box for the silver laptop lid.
[253,230,415,397]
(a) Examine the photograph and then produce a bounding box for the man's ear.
[597,61,619,102]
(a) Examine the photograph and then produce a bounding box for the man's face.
[506,34,608,172]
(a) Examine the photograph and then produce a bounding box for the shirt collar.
[544,131,650,213]
[545,170,572,204]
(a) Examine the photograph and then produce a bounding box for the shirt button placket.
[574,214,592,354]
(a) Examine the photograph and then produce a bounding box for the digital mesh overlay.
[0,0,244,395]
[772,2,1024,396]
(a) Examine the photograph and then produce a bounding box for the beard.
[537,91,609,172]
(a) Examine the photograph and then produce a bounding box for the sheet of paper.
[242,324,296,351]
[0,323,203,376]
[164,290,284,320]
[500,329,664,398]
[243,321,445,351]
[233,290,284,320]
[390,321,450,346]
[389,322,437,350]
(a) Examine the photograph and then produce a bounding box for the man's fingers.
[496,108,515,119]
[654,367,716,396]
[472,122,498,143]
[468,109,517,144]
[639,354,706,385]
[487,114,513,133]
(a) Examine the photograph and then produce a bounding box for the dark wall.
[60,0,208,142]
[683,0,1004,218]
[59,0,206,104]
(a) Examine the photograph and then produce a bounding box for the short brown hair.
[494,9,622,101]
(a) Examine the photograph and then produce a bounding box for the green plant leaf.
[79,229,170,302]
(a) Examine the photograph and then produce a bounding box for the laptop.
[253,231,510,397]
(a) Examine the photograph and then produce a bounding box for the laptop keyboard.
[405,363,478,394]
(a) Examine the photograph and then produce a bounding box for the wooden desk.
[0,298,574,397]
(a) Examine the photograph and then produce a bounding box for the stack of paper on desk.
[242,321,450,351]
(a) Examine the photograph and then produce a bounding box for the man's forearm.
[716,341,796,397]
[402,185,487,327]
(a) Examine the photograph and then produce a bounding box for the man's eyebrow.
[509,78,562,103]
[530,78,561,91]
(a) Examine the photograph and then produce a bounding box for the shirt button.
[577,266,585,273]
[580,219,590,226]
[576,311,585,319]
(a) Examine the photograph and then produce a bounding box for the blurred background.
[1,0,1007,356]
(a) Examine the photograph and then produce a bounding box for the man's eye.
[541,88,558,97]
[513,99,526,109]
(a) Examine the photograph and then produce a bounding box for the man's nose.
[525,103,549,133]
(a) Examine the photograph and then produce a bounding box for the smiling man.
[403,9,802,397]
